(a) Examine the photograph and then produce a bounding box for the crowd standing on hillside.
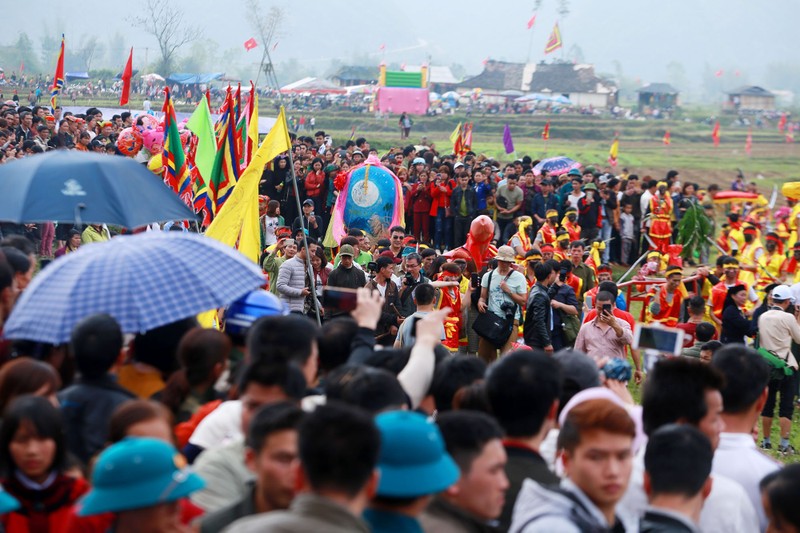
[0,96,798,532]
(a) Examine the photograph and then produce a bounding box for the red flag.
[19,59,24,73]
[542,120,550,140]
[243,37,258,51]
[745,128,752,156]
[662,130,671,145]
[714,69,724,78]
[527,14,537,29]
[712,121,721,147]
[778,113,787,132]
[119,47,133,106]
[50,35,65,110]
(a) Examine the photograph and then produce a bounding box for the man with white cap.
[757,284,800,455]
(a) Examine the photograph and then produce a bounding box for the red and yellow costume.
[438,285,462,352]
[537,223,558,246]
[647,279,688,327]
[648,192,673,253]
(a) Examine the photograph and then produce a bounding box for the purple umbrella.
[533,156,581,177]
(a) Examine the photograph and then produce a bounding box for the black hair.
[412,283,436,306]
[436,410,503,475]
[0,395,67,477]
[132,317,197,377]
[298,402,380,497]
[246,401,305,453]
[642,358,725,436]
[0,247,30,274]
[695,322,716,343]
[688,295,706,315]
[595,290,614,303]
[70,314,123,379]
[247,314,318,367]
[761,464,800,530]
[325,365,409,413]
[431,355,487,413]
[355,137,367,147]
[558,259,573,274]
[1,235,35,256]
[533,261,553,282]
[645,424,712,497]
[486,349,561,437]
[317,318,358,375]
[389,226,406,235]
[701,340,723,354]
[598,281,618,296]
[238,361,307,402]
[711,344,770,414]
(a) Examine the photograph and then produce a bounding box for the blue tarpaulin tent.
[65,72,90,82]
[165,73,224,85]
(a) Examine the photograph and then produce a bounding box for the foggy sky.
[6,0,798,91]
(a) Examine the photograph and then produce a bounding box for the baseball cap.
[567,168,582,177]
[412,157,426,165]
[338,244,355,257]
[454,162,464,169]
[302,199,314,207]
[374,411,459,498]
[78,438,205,516]
[225,290,289,336]
[772,285,794,303]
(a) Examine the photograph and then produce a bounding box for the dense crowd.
[0,96,798,532]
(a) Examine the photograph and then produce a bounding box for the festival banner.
[544,23,562,54]
[608,138,619,167]
[119,48,133,106]
[502,124,515,154]
[712,121,721,147]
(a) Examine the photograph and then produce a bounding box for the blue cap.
[77,438,205,516]
[226,290,289,336]
[413,157,426,165]
[0,487,19,514]
[567,168,582,177]
[374,411,460,498]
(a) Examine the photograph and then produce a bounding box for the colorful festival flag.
[50,35,65,110]
[527,14,537,29]
[608,138,619,167]
[745,128,752,156]
[186,94,216,226]
[208,90,242,215]
[544,23,563,54]
[161,87,192,206]
[243,38,258,51]
[502,124,515,154]
[206,107,291,263]
[244,84,259,171]
[712,121,721,147]
[449,122,463,150]
[662,130,671,145]
[542,120,551,140]
[119,48,133,106]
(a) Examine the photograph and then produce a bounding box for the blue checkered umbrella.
[532,156,581,177]
[4,232,265,344]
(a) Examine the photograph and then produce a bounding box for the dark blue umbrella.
[0,151,196,228]
[532,156,582,177]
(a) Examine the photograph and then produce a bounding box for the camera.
[500,301,516,317]
[367,261,378,273]
[404,272,417,286]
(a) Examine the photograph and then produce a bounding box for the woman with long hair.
[54,229,81,258]
[304,157,326,217]
[411,170,433,244]
[0,396,89,532]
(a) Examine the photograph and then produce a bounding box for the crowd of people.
[0,96,799,532]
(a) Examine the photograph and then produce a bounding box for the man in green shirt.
[496,175,523,241]
[263,238,297,295]
[569,241,595,303]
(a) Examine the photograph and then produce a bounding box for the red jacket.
[411,181,433,213]
[2,474,90,533]
[304,170,325,197]
[430,180,454,216]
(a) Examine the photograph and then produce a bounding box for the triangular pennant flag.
[544,23,563,54]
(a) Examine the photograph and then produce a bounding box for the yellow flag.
[449,122,462,146]
[205,107,291,262]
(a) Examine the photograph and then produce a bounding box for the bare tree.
[130,0,203,75]
[77,35,104,72]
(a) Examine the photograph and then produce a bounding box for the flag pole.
[266,59,321,326]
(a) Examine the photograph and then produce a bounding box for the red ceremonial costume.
[648,194,673,252]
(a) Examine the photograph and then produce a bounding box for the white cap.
[772,285,794,303]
